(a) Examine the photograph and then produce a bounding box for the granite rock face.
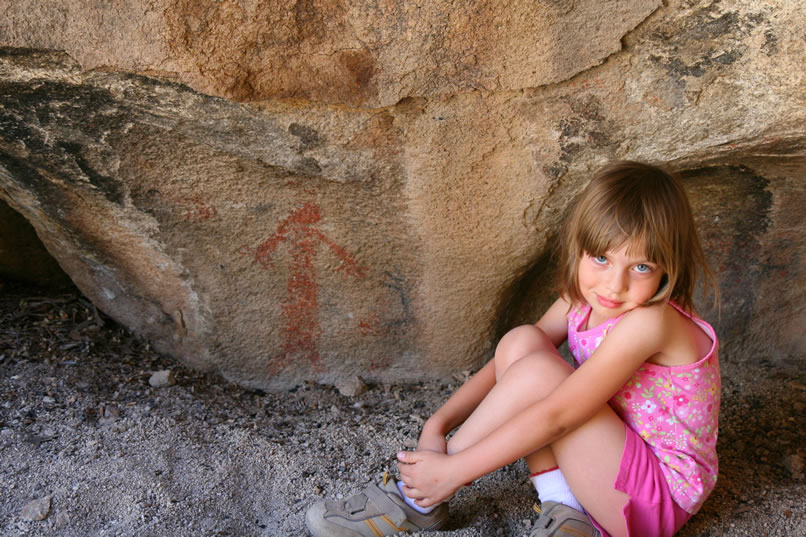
[0,0,803,389]
[0,0,659,107]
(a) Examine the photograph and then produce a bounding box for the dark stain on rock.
[0,77,128,205]
[57,142,125,205]
[295,157,322,175]
[544,163,568,180]
[682,165,772,352]
[0,47,81,72]
[541,94,618,179]
[651,48,742,79]
[662,57,706,78]
[0,151,73,226]
[761,30,779,55]
[647,7,772,80]
[551,95,617,169]
[288,123,322,149]
[382,268,415,329]
[686,11,741,41]
[712,49,742,65]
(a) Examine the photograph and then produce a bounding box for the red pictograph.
[243,202,367,371]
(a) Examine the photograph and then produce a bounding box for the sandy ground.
[1,283,804,537]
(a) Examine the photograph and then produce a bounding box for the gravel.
[0,283,803,536]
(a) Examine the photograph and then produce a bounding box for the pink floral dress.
[567,302,720,514]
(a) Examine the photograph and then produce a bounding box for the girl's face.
[577,242,665,324]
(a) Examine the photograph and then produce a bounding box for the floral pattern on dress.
[567,303,721,514]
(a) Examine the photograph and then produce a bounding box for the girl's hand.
[396,450,461,507]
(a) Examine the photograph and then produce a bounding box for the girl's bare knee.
[506,352,569,387]
[494,325,556,379]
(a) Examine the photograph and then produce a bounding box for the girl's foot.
[528,501,601,537]
[305,473,449,537]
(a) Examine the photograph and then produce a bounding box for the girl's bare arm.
[420,360,496,444]
[535,296,572,347]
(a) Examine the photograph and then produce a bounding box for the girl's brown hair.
[556,160,716,313]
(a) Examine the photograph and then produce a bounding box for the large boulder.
[0,0,803,389]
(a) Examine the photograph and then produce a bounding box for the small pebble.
[783,453,804,480]
[53,511,70,528]
[149,370,176,388]
[20,495,51,521]
[98,405,120,426]
[335,376,367,397]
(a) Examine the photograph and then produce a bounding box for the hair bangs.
[578,201,661,265]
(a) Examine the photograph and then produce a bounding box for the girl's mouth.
[596,294,624,309]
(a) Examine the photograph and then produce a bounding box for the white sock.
[530,468,585,513]
[396,480,435,514]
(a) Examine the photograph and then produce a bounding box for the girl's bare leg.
[446,325,629,537]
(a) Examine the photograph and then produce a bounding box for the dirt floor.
[0,282,803,537]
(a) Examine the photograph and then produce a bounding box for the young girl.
[306,161,720,537]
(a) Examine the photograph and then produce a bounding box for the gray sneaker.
[306,472,449,537]
[528,501,601,537]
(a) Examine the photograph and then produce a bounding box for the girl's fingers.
[401,483,419,496]
[396,464,410,482]
[400,483,430,503]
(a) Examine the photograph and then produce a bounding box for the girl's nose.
[606,270,628,293]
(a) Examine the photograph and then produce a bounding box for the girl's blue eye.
[635,263,651,273]
[593,255,608,264]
